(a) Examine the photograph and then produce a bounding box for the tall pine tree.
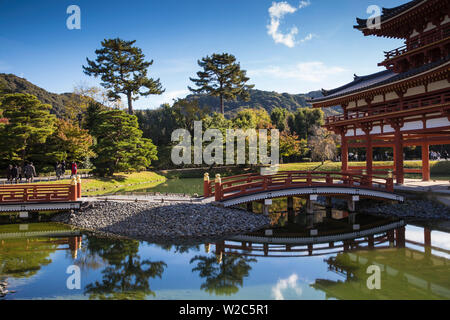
[83,38,164,115]
[189,53,254,115]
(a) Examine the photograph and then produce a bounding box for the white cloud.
[272,274,303,300]
[299,0,311,9]
[267,1,312,48]
[249,61,346,83]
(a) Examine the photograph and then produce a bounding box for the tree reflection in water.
[84,236,167,300]
[190,254,256,296]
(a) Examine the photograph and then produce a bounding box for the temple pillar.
[394,129,404,185]
[366,134,373,176]
[246,202,253,213]
[422,143,430,182]
[341,133,348,172]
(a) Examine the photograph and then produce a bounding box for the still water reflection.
[0,211,449,300]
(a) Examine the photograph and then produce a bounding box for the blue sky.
[0,0,408,109]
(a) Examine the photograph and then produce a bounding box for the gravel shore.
[52,202,271,243]
[360,200,450,220]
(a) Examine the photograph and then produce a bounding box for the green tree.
[189,53,254,114]
[84,237,167,300]
[83,38,164,115]
[190,254,256,296]
[91,109,158,176]
[0,93,56,163]
[270,107,291,132]
[288,108,324,140]
[83,101,108,136]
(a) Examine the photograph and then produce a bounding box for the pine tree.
[91,109,158,176]
[0,93,56,163]
[189,53,254,115]
[83,38,164,115]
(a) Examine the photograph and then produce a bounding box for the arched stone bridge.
[203,171,404,211]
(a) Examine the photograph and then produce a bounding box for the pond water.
[1,210,449,300]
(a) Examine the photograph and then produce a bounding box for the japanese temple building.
[310,0,450,184]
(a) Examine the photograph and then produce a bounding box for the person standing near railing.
[11,165,18,184]
[71,162,78,178]
[17,165,23,183]
[24,162,37,183]
[5,164,13,184]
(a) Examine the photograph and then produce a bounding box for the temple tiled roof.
[311,56,450,103]
[354,0,425,30]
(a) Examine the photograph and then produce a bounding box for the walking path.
[0,173,92,184]
[394,179,450,195]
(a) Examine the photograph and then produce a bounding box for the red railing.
[0,179,81,203]
[204,171,394,202]
[384,27,450,60]
[325,92,450,125]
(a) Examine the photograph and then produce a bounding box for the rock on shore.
[52,202,271,243]
[360,200,450,220]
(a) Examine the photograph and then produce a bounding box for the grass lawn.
[280,161,450,181]
[35,171,167,196]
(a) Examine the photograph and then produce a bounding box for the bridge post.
[262,199,272,216]
[76,175,82,199]
[325,197,332,208]
[203,173,210,197]
[348,212,356,224]
[215,174,222,202]
[395,226,406,248]
[347,196,359,212]
[287,197,294,215]
[306,195,317,214]
[70,177,77,201]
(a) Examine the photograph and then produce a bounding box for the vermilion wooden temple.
[311,0,450,184]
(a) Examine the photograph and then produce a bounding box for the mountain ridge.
[0,73,340,117]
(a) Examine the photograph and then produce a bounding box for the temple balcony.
[379,26,450,71]
[325,91,450,125]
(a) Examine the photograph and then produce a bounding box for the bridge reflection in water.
[0,213,449,300]
[206,209,450,299]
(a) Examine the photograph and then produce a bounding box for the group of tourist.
[430,150,449,161]
[4,161,78,184]
[54,161,78,180]
[5,163,37,184]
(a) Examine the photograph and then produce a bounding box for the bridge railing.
[204,171,394,201]
[0,176,82,203]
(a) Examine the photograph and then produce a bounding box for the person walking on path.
[5,165,13,184]
[71,162,78,178]
[24,162,37,183]
[17,165,23,183]
[55,162,63,180]
[61,160,66,178]
[11,165,18,184]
